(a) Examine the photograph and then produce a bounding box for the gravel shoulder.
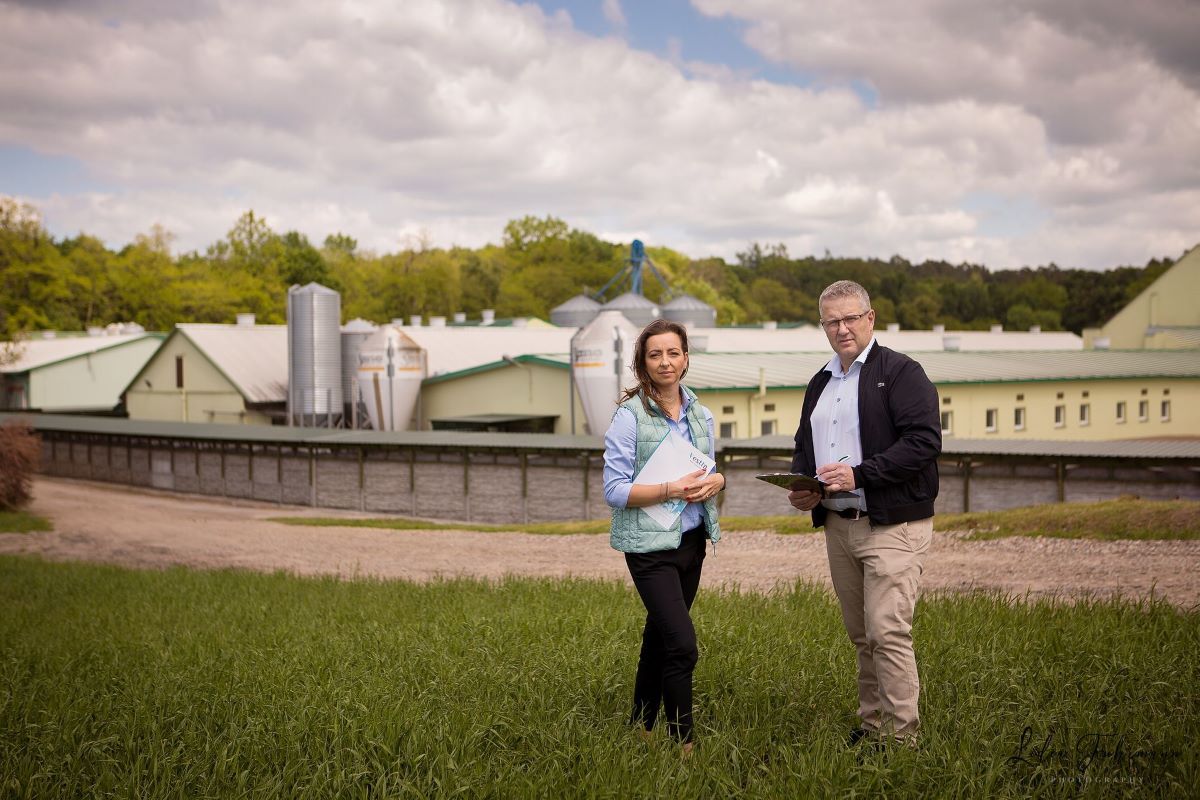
[3,477,1198,609]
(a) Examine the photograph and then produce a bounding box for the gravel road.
[3,477,1197,609]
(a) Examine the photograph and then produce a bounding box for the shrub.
[0,420,41,511]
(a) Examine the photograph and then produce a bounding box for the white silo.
[341,318,378,426]
[287,282,343,426]
[662,294,716,328]
[602,292,660,328]
[571,310,641,435]
[550,294,601,327]
[356,325,426,431]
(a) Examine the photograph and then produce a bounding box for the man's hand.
[788,488,821,511]
[816,462,856,494]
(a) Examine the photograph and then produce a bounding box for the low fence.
[12,415,1200,523]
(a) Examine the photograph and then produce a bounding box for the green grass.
[0,510,52,533]
[939,498,1200,541]
[0,556,1195,798]
[271,498,1200,540]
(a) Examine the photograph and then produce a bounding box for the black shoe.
[847,727,876,747]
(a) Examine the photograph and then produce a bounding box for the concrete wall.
[37,432,1199,523]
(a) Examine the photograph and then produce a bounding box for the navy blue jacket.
[791,342,941,527]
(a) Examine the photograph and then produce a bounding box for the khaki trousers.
[824,513,932,739]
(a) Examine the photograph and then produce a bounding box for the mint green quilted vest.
[609,386,722,553]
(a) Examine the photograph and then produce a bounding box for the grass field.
[0,510,52,534]
[271,498,1200,540]
[1,556,1195,798]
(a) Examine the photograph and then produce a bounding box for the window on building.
[942,396,951,405]
[941,411,953,435]
[985,408,998,432]
[719,422,736,439]
[1116,401,1126,423]
[764,403,775,412]
[1080,403,1090,426]
[1054,405,1066,428]
[1056,391,1064,399]
[761,420,776,436]
[1014,407,1026,431]
[1016,393,1024,401]
[1141,388,1148,396]
[721,406,734,415]
[1082,390,1089,398]
[175,355,184,389]
[1139,400,1149,422]
[1161,400,1171,421]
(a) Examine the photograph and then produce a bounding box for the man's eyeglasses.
[820,311,871,333]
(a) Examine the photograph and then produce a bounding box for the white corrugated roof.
[176,324,289,404]
[1,333,160,373]
[682,349,1200,390]
[687,327,1082,352]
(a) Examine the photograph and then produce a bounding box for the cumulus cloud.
[0,0,1196,269]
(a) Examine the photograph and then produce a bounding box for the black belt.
[833,507,867,520]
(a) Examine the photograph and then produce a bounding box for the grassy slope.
[0,556,1195,797]
[270,498,1200,540]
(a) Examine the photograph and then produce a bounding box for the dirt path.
[3,478,1198,609]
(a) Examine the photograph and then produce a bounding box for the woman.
[603,318,726,753]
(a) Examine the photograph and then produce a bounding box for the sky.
[1,0,1198,270]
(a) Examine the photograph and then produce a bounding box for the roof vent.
[932,324,945,334]
[1029,324,1041,334]
[429,316,446,328]
[990,324,1003,334]
[943,335,961,351]
[886,322,900,333]
[481,309,496,325]
[237,313,256,327]
[762,320,778,330]
[453,312,467,323]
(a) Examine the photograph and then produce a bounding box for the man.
[788,279,941,747]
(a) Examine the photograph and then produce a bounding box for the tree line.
[0,197,1182,338]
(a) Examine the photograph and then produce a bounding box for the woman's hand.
[682,471,724,503]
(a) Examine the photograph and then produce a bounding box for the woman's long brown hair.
[619,318,690,414]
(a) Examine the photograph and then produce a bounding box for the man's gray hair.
[819,280,871,312]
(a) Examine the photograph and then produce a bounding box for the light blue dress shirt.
[812,339,875,512]
[603,388,716,534]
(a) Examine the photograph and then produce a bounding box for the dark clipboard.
[754,473,825,494]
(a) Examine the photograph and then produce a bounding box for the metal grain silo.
[662,294,716,328]
[601,292,660,328]
[287,282,343,426]
[356,325,426,431]
[341,318,377,425]
[570,310,641,436]
[550,294,601,327]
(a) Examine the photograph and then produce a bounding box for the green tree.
[0,198,72,334]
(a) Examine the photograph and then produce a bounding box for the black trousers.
[624,525,707,743]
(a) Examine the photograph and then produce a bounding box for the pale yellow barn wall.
[420,362,587,434]
[938,378,1199,440]
[417,364,1200,442]
[29,337,162,411]
[125,333,266,424]
[693,388,805,440]
[1101,246,1200,348]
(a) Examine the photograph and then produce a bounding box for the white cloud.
[602,0,627,29]
[0,0,1196,271]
